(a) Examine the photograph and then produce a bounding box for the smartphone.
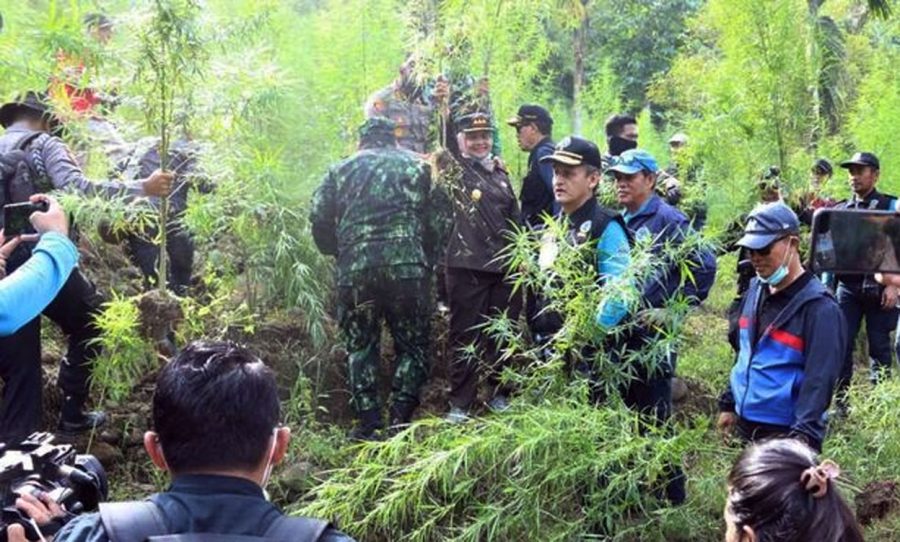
[809,209,900,274]
[2,201,47,237]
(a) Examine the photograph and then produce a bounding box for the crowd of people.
[0,19,887,540]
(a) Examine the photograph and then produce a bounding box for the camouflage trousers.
[337,269,432,414]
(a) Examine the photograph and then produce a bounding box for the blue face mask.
[757,240,793,286]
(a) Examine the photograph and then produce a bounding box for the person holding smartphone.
[0,195,77,336]
[832,152,898,407]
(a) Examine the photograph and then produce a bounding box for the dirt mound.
[672,376,717,422]
[856,480,899,525]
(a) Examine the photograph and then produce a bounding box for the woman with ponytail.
[725,438,864,542]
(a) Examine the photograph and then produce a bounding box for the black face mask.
[608,136,637,156]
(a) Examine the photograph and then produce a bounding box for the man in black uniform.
[0,92,172,442]
[506,104,556,229]
[531,137,631,364]
[833,152,899,404]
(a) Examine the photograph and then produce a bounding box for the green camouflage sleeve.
[309,168,339,256]
[426,163,454,267]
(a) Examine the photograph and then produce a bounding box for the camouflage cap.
[359,117,398,142]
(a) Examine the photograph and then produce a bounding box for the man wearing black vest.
[530,136,631,356]
[7,341,353,542]
[833,152,899,406]
[506,105,556,229]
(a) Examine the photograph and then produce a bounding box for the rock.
[99,429,122,445]
[278,461,315,492]
[125,429,145,447]
[87,442,124,469]
[671,377,689,403]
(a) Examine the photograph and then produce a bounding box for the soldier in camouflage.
[364,57,435,156]
[364,56,501,158]
[310,117,441,440]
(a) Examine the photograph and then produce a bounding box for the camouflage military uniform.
[364,84,434,155]
[310,118,441,428]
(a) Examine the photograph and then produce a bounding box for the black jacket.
[519,137,556,228]
[443,156,521,274]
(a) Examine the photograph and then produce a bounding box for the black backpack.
[99,502,333,542]
[0,130,49,215]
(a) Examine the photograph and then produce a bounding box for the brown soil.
[856,480,899,525]
[672,375,718,422]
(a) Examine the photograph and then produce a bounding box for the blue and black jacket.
[722,275,846,447]
[623,195,716,308]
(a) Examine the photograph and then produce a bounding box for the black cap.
[84,13,113,29]
[840,152,880,170]
[457,112,493,134]
[0,91,60,130]
[812,158,833,176]
[539,136,603,169]
[506,104,552,127]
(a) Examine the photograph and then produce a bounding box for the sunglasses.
[747,237,787,256]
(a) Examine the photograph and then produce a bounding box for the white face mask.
[758,240,794,286]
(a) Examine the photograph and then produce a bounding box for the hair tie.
[800,459,841,498]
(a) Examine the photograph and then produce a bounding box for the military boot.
[386,401,417,437]
[348,408,383,442]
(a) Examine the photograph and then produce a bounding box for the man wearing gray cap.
[717,202,846,452]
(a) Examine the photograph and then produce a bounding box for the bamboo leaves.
[134,0,206,293]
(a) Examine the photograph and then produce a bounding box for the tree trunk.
[572,4,588,135]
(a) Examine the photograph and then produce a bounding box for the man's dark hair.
[533,118,552,137]
[152,341,281,473]
[727,439,863,542]
[604,114,637,139]
[83,13,112,30]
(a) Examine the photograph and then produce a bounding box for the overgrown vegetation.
[2,0,900,540]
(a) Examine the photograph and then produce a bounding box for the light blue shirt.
[596,220,631,329]
[0,232,79,336]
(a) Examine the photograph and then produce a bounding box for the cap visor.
[606,164,642,175]
[506,116,522,126]
[839,160,867,169]
[539,154,582,166]
[735,233,781,250]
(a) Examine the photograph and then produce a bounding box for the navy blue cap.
[840,152,879,170]
[506,104,553,127]
[812,158,833,176]
[736,202,800,250]
[539,136,603,169]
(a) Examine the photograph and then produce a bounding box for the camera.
[2,201,48,237]
[0,433,107,541]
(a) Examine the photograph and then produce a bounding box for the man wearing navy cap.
[531,136,631,349]
[717,202,846,451]
[832,152,898,406]
[507,105,556,228]
[608,148,716,504]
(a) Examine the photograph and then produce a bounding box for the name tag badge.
[539,231,559,270]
